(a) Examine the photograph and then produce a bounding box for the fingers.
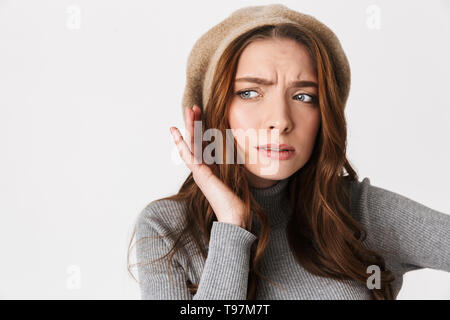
[189,105,201,151]
[193,104,201,122]
[172,105,203,170]
[184,107,194,153]
[191,105,202,162]
[170,126,194,170]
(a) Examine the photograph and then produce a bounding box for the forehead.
[235,38,316,79]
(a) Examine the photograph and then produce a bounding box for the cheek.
[304,114,320,137]
[307,123,321,151]
[228,104,258,131]
[298,107,320,130]
[228,104,260,153]
[293,111,321,145]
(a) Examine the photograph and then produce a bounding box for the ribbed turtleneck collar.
[249,176,292,229]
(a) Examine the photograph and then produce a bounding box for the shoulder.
[348,176,443,242]
[136,198,189,238]
[349,176,371,222]
[349,176,450,275]
[350,176,403,225]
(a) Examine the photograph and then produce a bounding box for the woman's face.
[228,38,321,188]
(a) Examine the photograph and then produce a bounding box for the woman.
[128,4,450,300]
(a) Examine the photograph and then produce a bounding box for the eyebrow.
[235,77,318,88]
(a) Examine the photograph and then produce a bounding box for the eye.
[294,93,317,104]
[236,90,259,100]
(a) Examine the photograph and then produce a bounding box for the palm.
[170,105,214,185]
[170,105,249,230]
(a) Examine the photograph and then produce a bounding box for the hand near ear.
[170,105,251,230]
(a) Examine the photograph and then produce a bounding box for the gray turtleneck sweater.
[135,177,450,299]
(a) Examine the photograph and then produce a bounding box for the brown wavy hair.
[127,23,396,300]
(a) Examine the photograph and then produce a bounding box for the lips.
[256,144,296,152]
[255,143,296,160]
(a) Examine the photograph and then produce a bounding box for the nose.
[264,99,294,134]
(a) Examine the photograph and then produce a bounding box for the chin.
[246,163,298,181]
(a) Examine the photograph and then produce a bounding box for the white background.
[1,0,449,299]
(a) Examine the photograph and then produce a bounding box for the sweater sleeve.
[352,177,450,275]
[135,204,258,300]
[193,221,257,299]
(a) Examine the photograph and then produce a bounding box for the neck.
[245,170,280,189]
[249,176,292,230]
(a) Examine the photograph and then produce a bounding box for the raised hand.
[170,105,250,230]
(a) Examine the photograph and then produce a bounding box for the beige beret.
[181,3,351,117]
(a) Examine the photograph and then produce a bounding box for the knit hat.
[181,3,351,117]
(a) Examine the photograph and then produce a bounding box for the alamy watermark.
[66,5,81,30]
[66,264,81,290]
[366,4,381,30]
[366,264,381,289]
[174,121,289,175]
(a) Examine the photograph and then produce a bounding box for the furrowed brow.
[235,77,317,88]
